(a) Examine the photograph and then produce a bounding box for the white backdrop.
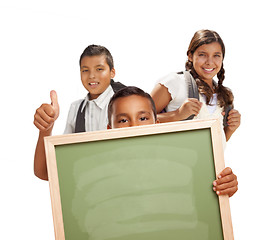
[1,0,271,239]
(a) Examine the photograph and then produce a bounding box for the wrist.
[39,125,54,137]
[176,108,188,121]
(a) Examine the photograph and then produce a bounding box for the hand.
[177,98,202,120]
[213,167,238,197]
[223,109,241,132]
[33,90,60,132]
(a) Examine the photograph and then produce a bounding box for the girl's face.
[189,42,223,83]
[80,55,115,100]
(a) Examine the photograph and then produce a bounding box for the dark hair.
[185,29,233,110]
[108,86,157,125]
[79,44,114,70]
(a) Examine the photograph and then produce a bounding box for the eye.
[97,68,104,71]
[214,54,221,57]
[139,116,148,121]
[82,69,88,73]
[118,119,128,123]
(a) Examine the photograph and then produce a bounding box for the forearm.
[224,127,235,142]
[34,128,53,180]
[157,109,185,123]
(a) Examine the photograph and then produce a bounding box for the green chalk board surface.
[55,128,223,240]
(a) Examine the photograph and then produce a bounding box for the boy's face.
[80,55,115,100]
[108,95,157,129]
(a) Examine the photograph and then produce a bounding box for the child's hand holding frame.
[213,167,238,197]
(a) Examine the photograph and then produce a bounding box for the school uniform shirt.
[63,85,114,134]
[157,72,226,149]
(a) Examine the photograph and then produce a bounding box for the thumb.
[50,90,59,119]
[50,90,58,108]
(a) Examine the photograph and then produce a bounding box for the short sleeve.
[156,72,188,112]
[63,99,82,134]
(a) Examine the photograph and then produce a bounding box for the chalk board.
[45,119,233,240]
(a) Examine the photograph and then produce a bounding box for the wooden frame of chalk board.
[44,119,233,240]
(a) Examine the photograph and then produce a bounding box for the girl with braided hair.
[151,29,241,142]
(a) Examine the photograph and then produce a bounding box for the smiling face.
[80,55,115,100]
[189,42,223,84]
[109,95,157,129]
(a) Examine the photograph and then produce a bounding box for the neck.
[203,79,215,92]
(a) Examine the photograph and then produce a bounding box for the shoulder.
[157,72,185,85]
[69,98,84,109]
[156,72,187,100]
[63,97,86,134]
[68,95,88,114]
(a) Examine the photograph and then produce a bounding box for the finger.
[228,110,241,120]
[50,90,59,109]
[227,120,240,127]
[228,115,240,123]
[189,102,202,113]
[228,109,239,115]
[34,115,53,131]
[191,107,201,115]
[37,104,56,120]
[215,186,238,197]
[214,173,237,187]
[34,111,54,129]
[34,119,47,131]
[217,167,232,178]
[213,179,238,191]
[188,98,202,107]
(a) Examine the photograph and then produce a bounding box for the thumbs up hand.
[34,90,60,132]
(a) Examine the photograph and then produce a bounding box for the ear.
[110,68,116,79]
[188,53,193,62]
[107,124,112,129]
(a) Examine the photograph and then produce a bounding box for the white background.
[1,0,271,239]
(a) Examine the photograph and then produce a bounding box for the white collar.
[80,85,113,112]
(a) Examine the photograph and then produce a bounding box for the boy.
[33,45,125,180]
[107,86,238,197]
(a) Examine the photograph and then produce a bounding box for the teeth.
[204,68,214,71]
[89,82,98,85]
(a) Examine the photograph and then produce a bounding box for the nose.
[129,120,139,127]
[206,56,213,65]
[89,71,95,79]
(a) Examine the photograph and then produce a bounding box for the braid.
[217,64,225,85]
[185,61,214,105]
[216,64,234,110]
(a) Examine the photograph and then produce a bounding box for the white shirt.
[63,85,114,134]
[157,72,226,148]
[157,72,188,113]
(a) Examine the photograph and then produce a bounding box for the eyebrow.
[138,111,152,115]
[197,50,222,55]
[115,113,129,118]
[115,111,152,117]
[80,64,105,69]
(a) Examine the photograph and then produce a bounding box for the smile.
[89,82,99,86]
[203,68,214,73]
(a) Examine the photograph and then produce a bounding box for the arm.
[224,109,241,141]
[150,83,202,123]
[33,91,59,180]
[213,167,238,197]
[34,128,53,180]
